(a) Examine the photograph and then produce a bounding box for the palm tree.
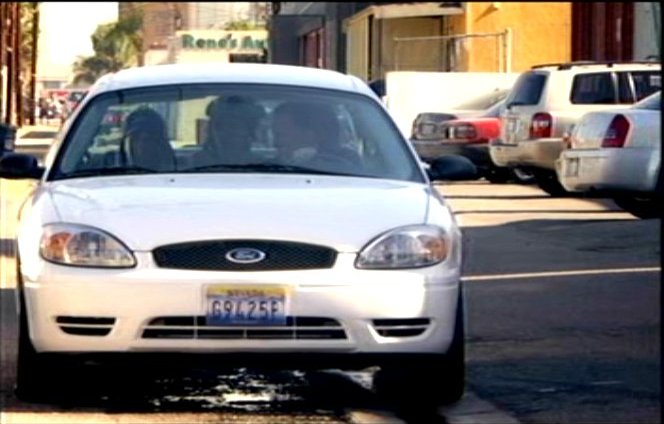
[224,20,265,30]
[19,2,39,122]
[72,11,143,86]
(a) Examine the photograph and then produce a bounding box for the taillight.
[448,123,477,140]
[601,115,630,148]
[529,112,552,138]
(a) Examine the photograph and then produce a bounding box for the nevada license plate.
[206,285,289,326]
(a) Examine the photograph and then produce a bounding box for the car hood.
[46,174,432,252]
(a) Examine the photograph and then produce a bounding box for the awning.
[348,2,464,24]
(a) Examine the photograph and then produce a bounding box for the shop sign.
[181,33,267,50]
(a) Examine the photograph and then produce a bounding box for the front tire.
[15,290,52,402]
[484,165,513,184]
[373,289,465,406]
[14,270,72,402]
[511,167,535,184]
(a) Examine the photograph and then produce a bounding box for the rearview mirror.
[0,153,45,180]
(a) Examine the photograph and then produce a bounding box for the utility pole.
[29,3,39,125]
[4,3,16,124]
[13,2,23,126]
[0,3,8,123]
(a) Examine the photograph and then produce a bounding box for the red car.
[411,92,516,183]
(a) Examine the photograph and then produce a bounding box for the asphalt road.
[0,160,660,423]
[440,181,660,424]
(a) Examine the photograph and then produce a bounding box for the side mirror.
[427,155,478,182]
[0,124,16,154]
[0,153,45,180]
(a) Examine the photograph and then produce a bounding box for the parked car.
[490,60,661,196]
[15,125,59,147]
[12,125,60,166]
[410,89,518,183]
[0,63,477,405]
[555,90,661,218]
[66,90,88,113]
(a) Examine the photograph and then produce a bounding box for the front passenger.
[121,108,176,172]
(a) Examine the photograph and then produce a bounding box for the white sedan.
[556,91,661,218]
[0,63,476,405]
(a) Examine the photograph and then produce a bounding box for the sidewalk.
[0,179,36,290]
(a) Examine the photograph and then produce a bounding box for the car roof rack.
[531,60,660,70]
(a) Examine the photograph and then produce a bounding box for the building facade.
[269,2,661,83]
[119,2,268,65]
[157,29,268,66]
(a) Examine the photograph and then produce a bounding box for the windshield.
[506,72,547,106]
[452,89,509,110]
[634,91,661,110]
[50,84,424,183]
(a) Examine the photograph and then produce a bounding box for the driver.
[122,107,176,171]
[271,101,360,170]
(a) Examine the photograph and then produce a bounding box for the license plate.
[566,158,579,177]
[417,123,439,139]
[505,118,520,144]
[206,285,289,326]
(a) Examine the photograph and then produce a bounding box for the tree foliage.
[224,20,265,31]
[19,2,39,92]
[72,11,143,86]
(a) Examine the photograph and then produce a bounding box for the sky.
[37,2,119,80]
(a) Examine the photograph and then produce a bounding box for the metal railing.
[392,29,512,74]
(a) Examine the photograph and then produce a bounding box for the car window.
[631,71,661,101]
[505,72,546,106]
[633,91,661,110]
[617,72,634,103]
[570,72,616,104]
[51,84,424,183]
[452,89,509,110]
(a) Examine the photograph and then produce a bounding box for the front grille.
[372,318,431,337]
[56,316,115,336]
[153,240,337,271]
[142,316,347,340]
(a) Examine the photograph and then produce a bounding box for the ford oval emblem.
[225,248,267,264]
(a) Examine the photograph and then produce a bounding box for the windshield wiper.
[181,162,354,176]
[57,166,160,179]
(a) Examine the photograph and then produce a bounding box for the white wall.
[385,71,520,137]
[634,2,660,60]
[144,49,170,66]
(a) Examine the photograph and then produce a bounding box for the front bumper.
[489,138,564,170]
[556,148,660,194]
[21,253,460,356]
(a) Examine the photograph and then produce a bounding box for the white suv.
[489,61,661,196]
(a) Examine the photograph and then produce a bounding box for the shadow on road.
[445,195,551,200]
[1,360,449,423]
[456,209,627,215]
[460,218,660,277]
[468,355,661,423]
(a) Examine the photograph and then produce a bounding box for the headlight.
[39,224,136,268]
[356,225,449,269]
